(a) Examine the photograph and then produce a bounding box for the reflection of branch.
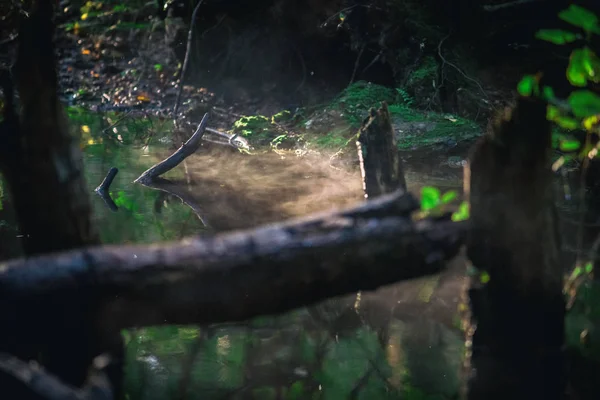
[0,353,113,400]
[138,178,211,227]
[95,167,119,212]
[134,114,208,184]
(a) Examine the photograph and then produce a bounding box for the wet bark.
[0,190,465,331]
[356,102,407,199]
[464,96,565,400]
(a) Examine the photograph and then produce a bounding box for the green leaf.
[581,48,600,82]
[567,47,600,86]
[153,64,163,72]
[568,90,600,118]
[420,186,441,211]
[451,201,470,222]
[555,115,580,130]
[585,262,594,274]
[571,266,583,280]
[559,5,600,34]
[535,29,579,44]
[559,139,581,152]
[517,75,538,97]
[480,271,491,284]
[542,86,556,101]
[441,190,458,204]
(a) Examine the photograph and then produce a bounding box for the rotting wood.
[135,114,209,184]
[0,190,465,333]
[356,102,407,199]
[464,96,565,400]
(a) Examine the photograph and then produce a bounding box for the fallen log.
[0,190,465,332]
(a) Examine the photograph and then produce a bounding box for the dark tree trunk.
[0,1,122,397]
[464,97,565,400]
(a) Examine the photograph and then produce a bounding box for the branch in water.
[134,114,209,184]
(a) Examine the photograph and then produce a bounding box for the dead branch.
[172,0,206,120]
[205,126,250,150]
[0,190,465,331]
[0,353,113,400]
[134,114,208,184]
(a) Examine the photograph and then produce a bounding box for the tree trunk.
[464,96,565,400]
[0,1,122,397]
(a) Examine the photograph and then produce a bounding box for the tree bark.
[464,96,565,400]
[0,190,465,331]
[0,1,121,396]
[356,102,407,199]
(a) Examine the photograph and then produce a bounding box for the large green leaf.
[420,186,441,211]
[559,5,600,34]
[567,47,600,86]
[568,90,600,118]
[535,29,579,44]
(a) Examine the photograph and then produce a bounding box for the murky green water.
[1,111,467,400]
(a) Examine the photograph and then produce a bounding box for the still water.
[8,111,468,400]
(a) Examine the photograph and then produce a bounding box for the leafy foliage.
[518,4,600,158]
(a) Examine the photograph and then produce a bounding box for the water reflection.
[76,113,467,400]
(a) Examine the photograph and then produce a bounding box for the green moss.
[407,56,438,88]
[329,81,397,127]
[271,110,292,124]
[390,105,481,150]
[313,127,355,149]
